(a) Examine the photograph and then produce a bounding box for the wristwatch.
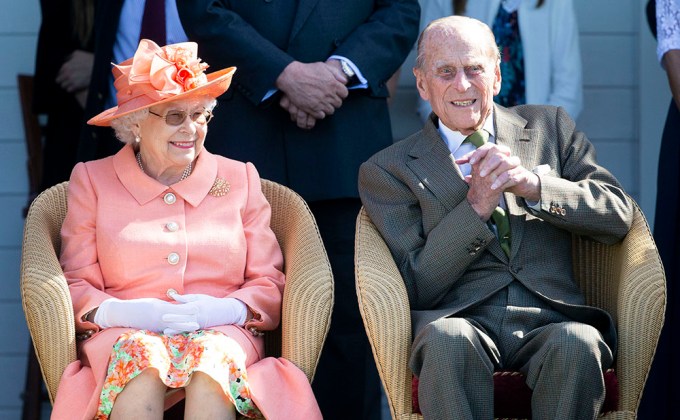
[339,59,359,85]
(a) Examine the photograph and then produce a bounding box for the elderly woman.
[50,39,322,420]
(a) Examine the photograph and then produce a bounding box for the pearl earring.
[135,135,141,143]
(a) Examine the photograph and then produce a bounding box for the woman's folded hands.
[93,293,247,335]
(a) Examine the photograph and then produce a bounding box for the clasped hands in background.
[55,49,94,108]
[94,292,248,335]
[276,59,349,130]
[456,143,540,221]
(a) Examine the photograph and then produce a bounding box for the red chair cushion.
[412,368,619,418]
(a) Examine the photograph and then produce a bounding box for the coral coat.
[51,144,321,419]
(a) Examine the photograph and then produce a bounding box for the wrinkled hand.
[280,94,318,130]
[456,143,540,219]
[276,61,348,119]
[169,292,247,331]
[94,297,199,335]
[74,90,88,108]
[55,50,94,94]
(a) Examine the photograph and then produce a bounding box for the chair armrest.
[260,179,334,383]
[20,182,76,403]
[573,201,666,414]
[355,207,421,420]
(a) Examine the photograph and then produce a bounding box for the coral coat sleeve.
[61,162,112,333]
[228,163,285,332]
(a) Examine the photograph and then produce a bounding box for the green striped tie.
[464,130,511,257]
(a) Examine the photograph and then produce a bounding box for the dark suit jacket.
[77,0,125,162]
[177,0,420,201]
[34,0,95,188]
[358,105,634,351]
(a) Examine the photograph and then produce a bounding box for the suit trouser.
[410,281,613,420]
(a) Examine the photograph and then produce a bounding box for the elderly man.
[358,16,633,420]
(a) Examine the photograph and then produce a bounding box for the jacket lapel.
[406,117,469,212]
[406,116,508,261]
[289,0,321,43]
[493,105,540,259]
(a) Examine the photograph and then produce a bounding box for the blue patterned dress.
[492,6,526,107]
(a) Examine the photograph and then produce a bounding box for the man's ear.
[414,68,430,101]
[493,61,502,96]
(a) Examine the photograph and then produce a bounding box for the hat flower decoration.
[88,39,235,126]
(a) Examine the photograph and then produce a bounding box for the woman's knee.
[184,371,235,420]
[126,368,167,394]
[110,368,166,419]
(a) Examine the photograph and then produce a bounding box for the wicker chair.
[354,202,666,420]
[20,180,334,404]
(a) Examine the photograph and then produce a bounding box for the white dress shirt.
[107,0,189,108]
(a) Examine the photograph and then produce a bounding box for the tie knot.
[465,130,489,148]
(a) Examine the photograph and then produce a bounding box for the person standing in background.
[639,0,680,418]
[33,0,94,190]
[78,0,189,162]
[177,2,420,418]
[417,0,582,123]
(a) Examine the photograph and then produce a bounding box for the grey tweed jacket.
[358,104,633,351]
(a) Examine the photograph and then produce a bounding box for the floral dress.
[95,329,259,419]
[492,4,526,108]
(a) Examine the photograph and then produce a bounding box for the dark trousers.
[639,100,680,419]
[309,198,381,420]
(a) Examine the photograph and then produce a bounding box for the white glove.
[94,297,200,335]
[169,292,248,329]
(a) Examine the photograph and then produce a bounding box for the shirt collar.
[502,0,522,13]
[437,111,496,154]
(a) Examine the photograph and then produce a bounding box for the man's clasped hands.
[456,142,541,222]
[276,59,350,130]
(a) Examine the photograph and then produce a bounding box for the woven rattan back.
[20,179,333,403]
[356,202,666,420]
[20,182,74,403]
[259,179,334,382]
[571,201,666,415]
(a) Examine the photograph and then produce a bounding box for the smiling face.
[133,96,214,181]
[414,17,501,135]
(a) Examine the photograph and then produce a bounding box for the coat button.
[166,221,179,232]
[164,193,176,204]
[168,253,180,265]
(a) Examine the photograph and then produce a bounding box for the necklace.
[136,152,193,182]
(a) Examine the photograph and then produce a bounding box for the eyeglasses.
[149,108,214,126]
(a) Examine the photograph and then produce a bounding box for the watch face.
[341,60,355,78]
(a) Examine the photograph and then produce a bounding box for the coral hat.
[88,39,235,126]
